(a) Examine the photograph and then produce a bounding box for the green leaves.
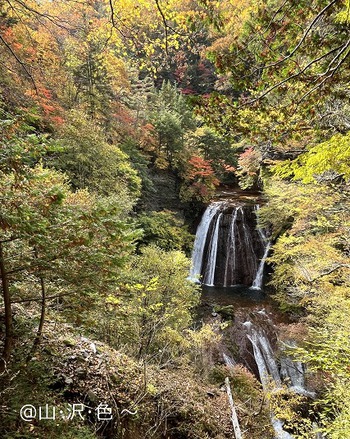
[138,210,193,254]
[96,245,200,361]
[275,131,350,183]
[54,110,141,202]
[260,174,350,435]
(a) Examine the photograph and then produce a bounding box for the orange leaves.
[236,147,262,189]
[222,162,236,173]
[25,87,64,126]
[41,88,53,100]
[238,147,261,175]
[187,155,219,183]
[180,155,220,202]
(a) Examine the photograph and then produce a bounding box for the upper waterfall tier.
[190,201,270,288]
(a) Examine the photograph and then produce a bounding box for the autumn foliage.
[181,155,220,202]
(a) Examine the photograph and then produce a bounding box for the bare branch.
[6,0,73,30]
[296,42,350,105]
[260,0,339,70]
[310,264,350,283]
[0,35,37,92]
[154,0,169,55]
[11,292,72,304]
[240,42,348,107]
[109,0,116,28]
[316,39,350,78]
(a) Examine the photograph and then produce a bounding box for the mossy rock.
[63,337,77,347]
[214,305,235,320]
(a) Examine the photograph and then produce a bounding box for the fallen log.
[225,377,243,439]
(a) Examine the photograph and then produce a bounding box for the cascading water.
[243,317,315,439]
[246,325,282,388]
[190,201,270,288]
[223,207,238,286]
[252,236,271,289]
[203,212,223,286]
[252,206,271,289]
[189,202,222,283]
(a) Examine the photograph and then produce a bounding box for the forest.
[0,0,349,438]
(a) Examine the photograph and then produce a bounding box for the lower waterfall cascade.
[243,316,317,439]
[190,201,270,288]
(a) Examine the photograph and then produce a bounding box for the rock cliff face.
[190,202,267,287]
[139,169,181,212]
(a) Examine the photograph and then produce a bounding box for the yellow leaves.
[337,0,350,23]
[269,388,309,431]
[186,323,221,347]
[205,0,259,53]
[146,383,158,395]
[98,52,130,90]
[263,177,350,313]
[106,0,195,73]
[155,156,169,169]
[106,295,121,305]
[286,132,350,184]
[291,236,343,284]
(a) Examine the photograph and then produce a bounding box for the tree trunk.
[0,242,13,373]
[27,248,47,361]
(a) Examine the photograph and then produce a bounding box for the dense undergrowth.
[1,306,273,439]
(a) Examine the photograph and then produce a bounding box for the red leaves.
[187,156,219,183]
[181,155,220,202]
[41,88,53,100]
[25,87,64,126]
[41,103,56,114]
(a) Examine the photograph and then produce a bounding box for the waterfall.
[244,318,315,439]
[190,201,270,288]
[271,419,295,439]
[247,326,282,389]
[280,343,315,398]
[223,207,239,287]
[203,212,223,286]
[223,353,236,368]
[190,198,320,438]
[189,202,222,282]
[245,322,294,439]
[251,241,271,289]
[245,322,313,396]
[252,206,271,290]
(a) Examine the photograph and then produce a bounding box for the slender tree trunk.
[32,274,46,350]
[0,242,13,373]
[28,249,46,360]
